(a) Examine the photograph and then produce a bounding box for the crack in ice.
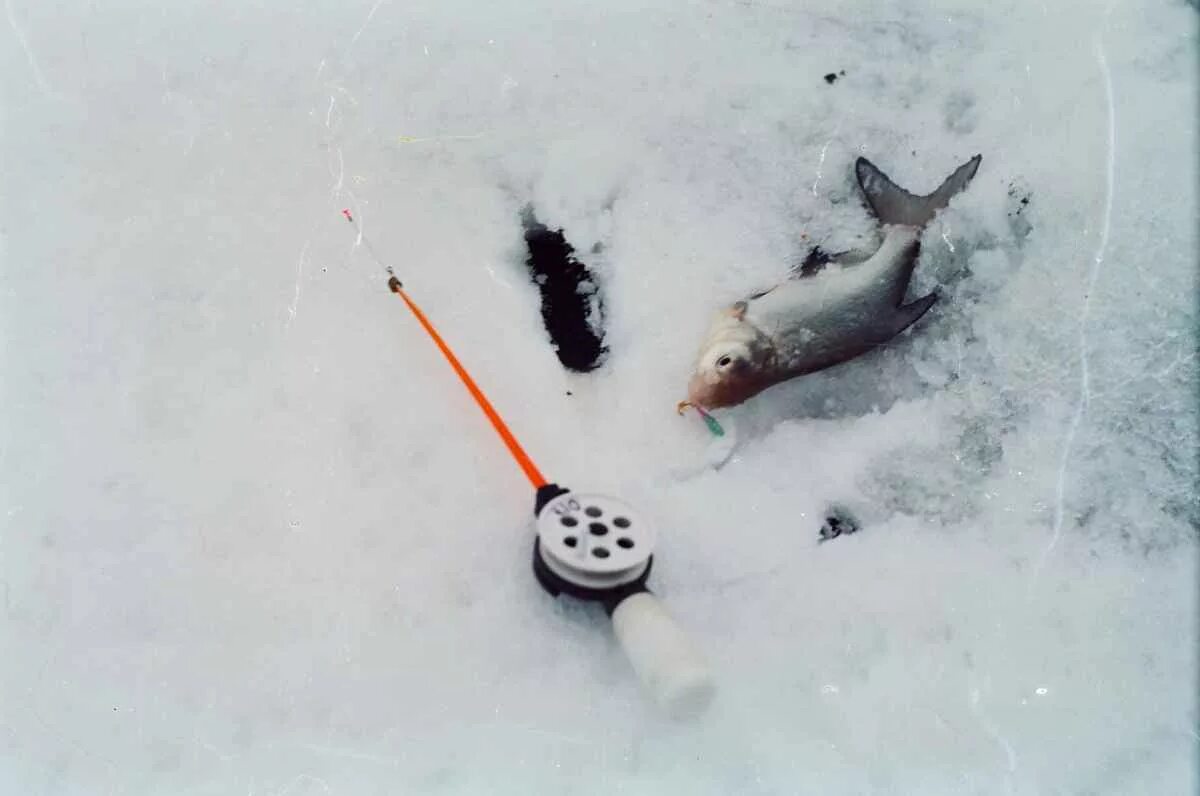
[286,242,309,328]
[969,684,1019,780]
[329,146,345,199]
[810,124,840,196]
[6,0,53,96]
[1030,33,1115,593]
[349,0,386,48]
[811,139,832,196]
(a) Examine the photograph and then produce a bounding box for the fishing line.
[341,209,547,489]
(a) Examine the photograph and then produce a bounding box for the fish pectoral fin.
[888,291,939,335]
[828,247,875,266]
[724,300,749,320]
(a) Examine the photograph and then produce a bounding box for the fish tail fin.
[856,154,982,228]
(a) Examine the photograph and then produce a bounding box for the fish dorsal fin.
[856,155,982,228]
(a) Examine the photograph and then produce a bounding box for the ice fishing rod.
[342,210,715,718]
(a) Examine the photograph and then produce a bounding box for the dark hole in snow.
[593,547,610,559]
[1007,183,1033,216]
[561,516,578,527]
[617,537,634,549]
[589,522,608,536]
[563,536,577,547]
[521,207,608,372]
[818,506,860,543]
[1005,183,1034,241]
[823,70,846,84]
[795,245,833,277]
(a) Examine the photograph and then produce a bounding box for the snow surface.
[2,0,1197,793]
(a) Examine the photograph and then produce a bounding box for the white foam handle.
[610,592,715,718]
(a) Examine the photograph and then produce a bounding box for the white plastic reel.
[536,492,654,590]
[536,491,715,718]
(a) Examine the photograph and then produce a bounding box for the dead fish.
[683,153,982,410]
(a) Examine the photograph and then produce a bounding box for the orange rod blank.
[387,276,548,490]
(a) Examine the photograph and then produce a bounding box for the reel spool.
[534,491,653,596]
[533,485,715,719]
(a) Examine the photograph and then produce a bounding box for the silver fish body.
[685,154,982,410]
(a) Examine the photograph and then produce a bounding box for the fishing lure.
[677,400,726,437]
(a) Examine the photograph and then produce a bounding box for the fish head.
[685,305,774,409]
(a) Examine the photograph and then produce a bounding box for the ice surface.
[1,0,1196,793]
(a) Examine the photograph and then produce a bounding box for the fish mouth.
[686,369,768,410]
[685,376,712,410]
[685,375,728,411]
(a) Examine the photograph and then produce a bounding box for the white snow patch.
[1,0,1195,793]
